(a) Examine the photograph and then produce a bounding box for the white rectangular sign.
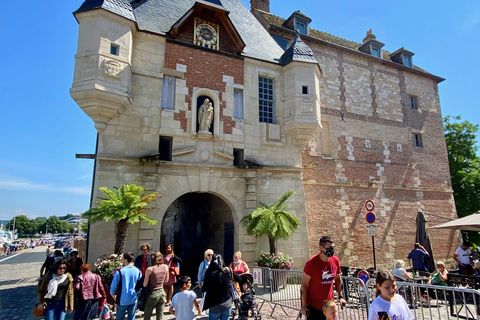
[252,269,263,285]
[366,223,377,236]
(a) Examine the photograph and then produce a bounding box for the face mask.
[324,247,335,258]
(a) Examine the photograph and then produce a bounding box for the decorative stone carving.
[300,99,314,113]
[104,60,122,79]
[200,149,210,162]
[198,98,214,132]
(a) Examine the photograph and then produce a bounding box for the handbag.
[33,303,45,317]
[169,262,180,276]
[115,270,122,305]
[174,262,180,276]
[99,303,111,320]
[138,286,151,311]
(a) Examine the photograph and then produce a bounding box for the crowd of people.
[33,234,480,320]
[1,239,37,255]
[35,242,257,320]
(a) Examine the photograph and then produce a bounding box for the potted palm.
[83,184,161,254]
[241,190,299,291]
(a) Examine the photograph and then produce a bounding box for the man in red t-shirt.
[300,236,346,320]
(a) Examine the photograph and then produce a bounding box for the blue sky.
[0,0,479,220]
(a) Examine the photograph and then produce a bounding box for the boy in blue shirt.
[169,275,201,320]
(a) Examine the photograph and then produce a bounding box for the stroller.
[231,273,261,320]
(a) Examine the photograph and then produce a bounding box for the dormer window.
[283,11,311,36]
[390,48,415,68]
[358,29,384,58]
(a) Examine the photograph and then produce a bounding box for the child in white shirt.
[169,275,201,320]
[368,270,414,320]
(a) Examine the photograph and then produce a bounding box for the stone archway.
[160,192,234,281]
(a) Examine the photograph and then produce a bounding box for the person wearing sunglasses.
[36,259,74,320]
[197,249,214,289]
[197,249,214,315]
[134,243,152,292]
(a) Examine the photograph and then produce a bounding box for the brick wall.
[301,38,458,269]
[164,41,244,133]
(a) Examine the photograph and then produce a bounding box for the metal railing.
[249,267,480,320]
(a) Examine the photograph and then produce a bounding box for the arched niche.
[191,88,220,136]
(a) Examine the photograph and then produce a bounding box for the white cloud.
[0,173,90,195]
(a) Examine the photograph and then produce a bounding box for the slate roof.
[75,0,135,21]
[280,31,318,65]
[75,0,285,63]
[253,9,433,73]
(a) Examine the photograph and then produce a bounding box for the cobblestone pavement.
[0,246,297,320]
[0,246,45,320]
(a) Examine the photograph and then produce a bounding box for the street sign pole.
[365,200,377,270]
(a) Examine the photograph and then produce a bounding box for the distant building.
[71,0,458,273]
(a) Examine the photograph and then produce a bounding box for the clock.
[194,18,219,50]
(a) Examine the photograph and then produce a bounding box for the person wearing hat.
[68,250,83,279]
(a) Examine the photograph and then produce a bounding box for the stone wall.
[302,38,458,269]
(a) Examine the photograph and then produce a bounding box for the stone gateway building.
[71,0,459,274]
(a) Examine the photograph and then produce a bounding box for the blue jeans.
[208,307,231,320]
[44,300,66,320]
[116,302,137,320]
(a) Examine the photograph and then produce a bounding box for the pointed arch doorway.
[160,193,235,281]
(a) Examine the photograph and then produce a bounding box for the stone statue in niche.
[198,98,214,132]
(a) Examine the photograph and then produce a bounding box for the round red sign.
[365,200,375,211]
[366,212,376,224]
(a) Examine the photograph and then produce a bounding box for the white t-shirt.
[392,268,407,281]
[171,290,197,320]
[455,247,471,265]
[368,294,414,320]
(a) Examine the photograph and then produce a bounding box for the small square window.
[409,96,418,109]
[414,134,423,148]
[295,20,307,34]
[371,46,381,58]
[159,136,173,161]
[233,148,244,167]
[110,44,119,56]
[302,86,308,94]
[403,55,412,68]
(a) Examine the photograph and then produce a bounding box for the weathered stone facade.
[253,9,458,269]
[71,0,458,274]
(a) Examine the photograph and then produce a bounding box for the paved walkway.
[0,246,298,320]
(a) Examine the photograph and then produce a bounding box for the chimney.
[362,29,376,43]
[250,0,270,13]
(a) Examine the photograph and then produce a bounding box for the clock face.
[199,27,214,41]
[194,19,218,49]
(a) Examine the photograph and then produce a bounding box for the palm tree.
[241,190,300,254]
[83,184,161,254]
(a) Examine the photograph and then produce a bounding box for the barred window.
[259,77,274,123]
